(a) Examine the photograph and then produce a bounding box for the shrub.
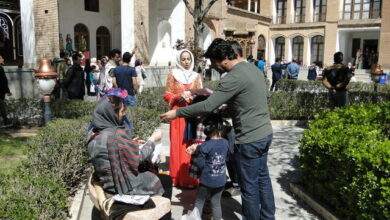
[4,98,44,126]
[52,99,97,119]
[0,117,89,219]
[276,79,390,93]
[137,87,168,113]
[299,102,390,219]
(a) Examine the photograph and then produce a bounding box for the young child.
[186,113,231,220]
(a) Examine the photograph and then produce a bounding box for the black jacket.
[0,66,10,97]
[64,65,85,98]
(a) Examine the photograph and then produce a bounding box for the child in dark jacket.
[186,113,231,220]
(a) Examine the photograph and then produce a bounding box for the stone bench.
[88,176,171,220]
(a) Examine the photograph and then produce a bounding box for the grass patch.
[0,134,29,175]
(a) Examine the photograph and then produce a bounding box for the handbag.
[90,84,96,93]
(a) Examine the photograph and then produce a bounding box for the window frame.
[343,0,381,20]
[313,0,327,22]
[276,0,288,24]
[311,35,324,67]
[85,0,99,12]
[294,0,306,23]
[275,36,285,60]
[292,36,304,64]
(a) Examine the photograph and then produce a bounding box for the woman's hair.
[108,95,123,115]
[135,59,142,67]
[202,113,232,139]
[180,51,192,61]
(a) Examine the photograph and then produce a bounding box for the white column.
[255,0,258,13]
[248,0,251,11]
[169,1,185,65]
[121,0,135,54]
[20,0,36,67]
[305,37,311,65]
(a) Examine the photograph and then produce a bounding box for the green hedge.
[4,98,44,126]
[275,79,390,93]
[299,102,390,219]
[0,117,89,219]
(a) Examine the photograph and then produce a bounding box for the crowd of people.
[52,48,147,105]
[0,34,360,219]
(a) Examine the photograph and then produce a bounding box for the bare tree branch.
[182,0,194,17]
[200,0,219,21]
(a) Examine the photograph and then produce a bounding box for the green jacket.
[177,61,272,144]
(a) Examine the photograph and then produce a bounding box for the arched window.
[275,37,285,60]
[257,35,266,60]
[313,0,327,22]
[74,23,89,52]
[295,0,306,23]
[96,26,110,59]
[0,14,13,62]
[276,0,287,24]
[343,0,381,20]
[311,35,324,67]
[292,36,304,64]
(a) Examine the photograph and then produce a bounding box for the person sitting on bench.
[87,88,172,220]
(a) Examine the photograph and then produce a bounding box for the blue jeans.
[128,95,138,107]
[235,134,275,220]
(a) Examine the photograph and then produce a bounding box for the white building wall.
[149,0,184,66]
[58,0,121,58]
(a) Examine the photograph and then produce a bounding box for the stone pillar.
[304,0,312,23]
[323,0,339,66]
[260,0,271,17]
[286,0,293,24]
[248,0,251,11]
[134,0,149,63]
[378,0,390,69]
[20,0,36,68]
[32,0,60,65]
[304,36,311,66]
[285,37,291,61]
[121,0,135,54]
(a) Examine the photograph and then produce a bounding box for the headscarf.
[92,89,130,131]
[172,49,199,85]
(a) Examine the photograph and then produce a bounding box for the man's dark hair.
[72,53,82,61]
[292,58,297,63]
[275,58,281,63]
[334,52,343,64]
[204,38,236,62]
[228,40,243,58]
[122,52,132,63]
[60,51,66,58]
[110,49,121,59]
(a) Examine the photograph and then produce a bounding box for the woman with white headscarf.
[164,49,203,188]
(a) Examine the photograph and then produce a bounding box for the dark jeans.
[226,128,239,187]
[157,174,173,220]
[194,185,224,220]
[235,134,275,220]
[270,78,279,91]
[0,95,9,124]
[329,90,349,109]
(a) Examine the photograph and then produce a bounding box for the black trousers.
[157,174,173,220]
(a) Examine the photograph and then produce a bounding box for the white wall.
[338,28,380,64]
[148,0,185,66]
[58,0,121,58]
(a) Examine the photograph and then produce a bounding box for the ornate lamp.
[34,58,58,124]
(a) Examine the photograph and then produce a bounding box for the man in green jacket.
[161,38,275,220]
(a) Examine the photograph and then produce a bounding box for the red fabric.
[164,72,202,187]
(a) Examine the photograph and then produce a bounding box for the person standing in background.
[135,59,146,94]
[64,53,85,100]
[0,55,12,125]
[112,52,138,106]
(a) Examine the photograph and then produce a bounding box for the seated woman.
[87,88,172,220]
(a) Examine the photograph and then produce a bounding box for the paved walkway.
[78,124,319,220]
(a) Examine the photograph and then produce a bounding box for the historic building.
[0,0,389,69]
